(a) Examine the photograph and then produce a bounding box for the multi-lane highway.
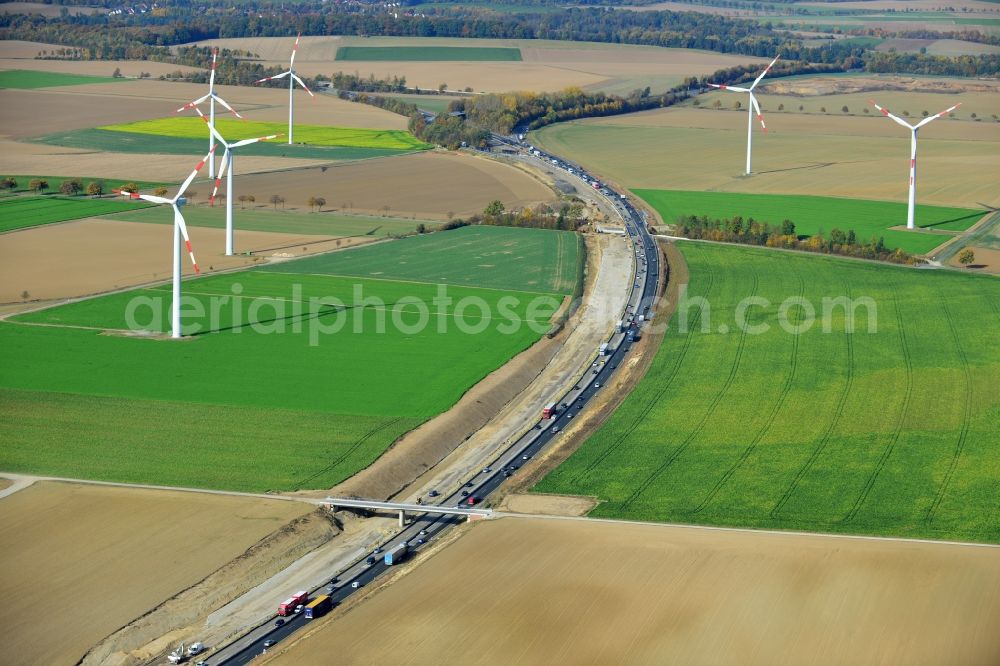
[209,140,662,666]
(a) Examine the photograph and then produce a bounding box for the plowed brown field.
[0,481,310,666]
[267,517,1000,665]
[232,151,557,220]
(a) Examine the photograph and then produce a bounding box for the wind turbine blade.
[209,48,218,92]
[915,102,962,129]
[212,94,243,119]
[210,147,230,206]
[255,71,291,84]
[176,93,210,113]
[292,73,315,97]
[231,133,280,148]
[708,83,750,92]
[869,99,915,130]
[750,94,768,133]
[290,33,300,68]
[750,54,780,90]
[194,107,228,144]
[175,145,217,200]
[138,194,172,204]
[173,206,200,274]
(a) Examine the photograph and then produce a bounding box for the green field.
[32,128,415,161]
[0,196,152,233]
[108,205,435,237]
[637,189,984,255]
[0,226,580,491]
[100,118,431,151]
[0,69,122,89]
[264,225,583,294]
[535,243,1000,543]
[335,46,522,61]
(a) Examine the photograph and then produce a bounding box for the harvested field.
[266,517,1000,665]
[0,40,81,58]
[532,107,1000,209]
[0,87,177,139]
[187,37,766,94]
[875,37,1000,56]
[0,218,355,303]
[232,151,558,220]
[336,46,522,61]
[0,481,311,666]
[0,57,199,79]
[951,246,1000,275]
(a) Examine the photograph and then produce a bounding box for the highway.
[207,139,662,666]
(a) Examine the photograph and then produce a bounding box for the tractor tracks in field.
[291,417,406,491]
[842,281,913,524]
[925,291,973,523]
[690,274,804,516]
[770,285,855,520]
[567,266,716,485]
[619,273,759,513]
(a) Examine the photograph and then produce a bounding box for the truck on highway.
[278,590,309,616]
[384,543,409,566]
[304,595,332,619]
[599,342,610,356]
[617,319,626,332]
[542,402,556,419]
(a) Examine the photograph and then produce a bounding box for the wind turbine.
[707,55,780,176]
[176,48,243,179]
[869,99,962,230]
[195,107,280,256]
[128,147,215,338]
[254,34,314,145]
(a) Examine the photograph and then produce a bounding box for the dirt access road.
[266,516,1000,666]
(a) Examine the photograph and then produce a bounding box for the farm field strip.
[0,196,152,232]
[31,128,413,160]
[534,243,1000,544]
[106,204,433,237]
[100,117,432,151]
[0,68,122,89]
[335,46,523,61]
[636,188,984,254]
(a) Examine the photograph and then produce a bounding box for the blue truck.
[384,542,409,566]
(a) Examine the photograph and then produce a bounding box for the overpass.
[323,497,492,526]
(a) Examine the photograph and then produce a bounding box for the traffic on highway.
[209,138,662,666]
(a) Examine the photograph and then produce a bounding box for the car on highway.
[428,489,439,497]
[461,490,470,496]
[274,618,285,627]
[352,581,361,588]
[263,639,276,651]
[522,454,530,460]
[366,556,376,566]
[595,383,601,389]
[467,496,480,505]
[373,546,382,554]
[482,467,491,474]
[419,529,428,536]
[552,426,560,433]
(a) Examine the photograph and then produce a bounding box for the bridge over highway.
[323,497,493,526]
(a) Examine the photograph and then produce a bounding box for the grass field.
[107,205,435,237]
[535,243,1000,543]
[335,46,522,61]
[264,225,583,294]
[637,189,983,254]
[0,227,579,491]
[0,196,151,233]
[32,128,416,161]
[0,69,122,89]
[101,118,431,151]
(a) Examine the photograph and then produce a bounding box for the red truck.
[278,590,309,616]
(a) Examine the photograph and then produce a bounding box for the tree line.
[674,214,918,264]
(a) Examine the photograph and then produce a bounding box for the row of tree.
[479,199,585,231]
[673,215,918,264]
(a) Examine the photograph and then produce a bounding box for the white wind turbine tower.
[129,147,215,338]
[195,107,280,256]
[869,99,962,230]
[176,48,243,179]
[707,55,780,175]
[254,34,314,145]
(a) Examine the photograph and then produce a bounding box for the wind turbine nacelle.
[176,196,188,207]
